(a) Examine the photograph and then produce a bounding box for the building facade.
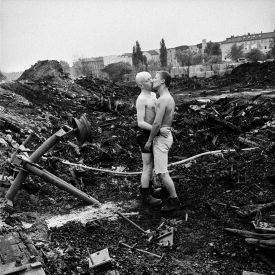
[72,57,106,78]
[103,54,132,66]
[143,50,160,64]
[221,31,275,61]
[120,53,133,65]
[80,57,105,77]
[167,48,179,67]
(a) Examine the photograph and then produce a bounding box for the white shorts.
[153,131,173,174]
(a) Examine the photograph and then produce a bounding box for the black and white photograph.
[0,0,275,274]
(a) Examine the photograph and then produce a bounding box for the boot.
[139,187,162,206]
[149,179,170,200]
[151,187,170,200]
[161,197,181,212]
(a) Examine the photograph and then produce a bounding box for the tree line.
[60,38,275,82]
[131,38,168,69]
[70,38,169,81]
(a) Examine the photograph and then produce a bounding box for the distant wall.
[3,71,23,81]
[171,63,240,78]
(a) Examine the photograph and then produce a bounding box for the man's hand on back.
[159,127,170,138]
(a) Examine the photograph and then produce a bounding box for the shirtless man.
[144,71,180,212]
[135,71,169,206]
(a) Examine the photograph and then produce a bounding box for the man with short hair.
[135,72,169,206]
[144,71,180,212]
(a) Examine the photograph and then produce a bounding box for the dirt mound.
[231,61,275,84]
[75,75,139,99]
[0,71,6,81]
[18,60,69,83]
[171,61,275,92]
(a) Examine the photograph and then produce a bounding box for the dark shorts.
[136,129,153,153]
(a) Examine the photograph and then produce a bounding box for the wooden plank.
[0,262,27,275]
[242,271,265,275]
[88,248,111,268]
[21,262,46,275]
[157,227,174,247]
[20,267,46,275]
[0,261,46,275]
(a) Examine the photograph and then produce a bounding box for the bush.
[102,62,132,82]
[245,49,265,62]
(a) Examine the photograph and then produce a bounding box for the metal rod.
[86,248,94,265]
[157,231,173,241]
[119,242,133,249]
[119,241,161,259]
[6,129,69,201]
[116,211,146,234]
[25,163,101,206]
[10,132,34,163]
[135,248,162,259]
[29,128,67,161]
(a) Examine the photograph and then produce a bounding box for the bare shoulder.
[136,94,146,104]
[157,95,173,104]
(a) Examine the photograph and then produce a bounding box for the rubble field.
[0,60,274,275]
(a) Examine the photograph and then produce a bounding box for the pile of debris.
[0,71,6,82]
[18,60,70,83]
[171,61,275,91]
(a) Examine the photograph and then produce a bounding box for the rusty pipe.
[29,128,71,162]
[24,163,100,206]
[5,128,74,201]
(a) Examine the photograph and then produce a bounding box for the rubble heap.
[0,60,274,275]
[18,60,70,83]
[171,61,275,91]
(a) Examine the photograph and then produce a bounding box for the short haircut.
[135,71,151,86]
[157,71,172,88]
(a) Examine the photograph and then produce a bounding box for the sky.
[0,0,274,72]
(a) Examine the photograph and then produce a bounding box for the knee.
[143,163,153,173]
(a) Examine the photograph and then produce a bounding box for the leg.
[141,153,153,188]
[159,172,180,211]
[139,153,162,206]
[159,172,177,198]
[153,134,180,211]
[137,131,161,206]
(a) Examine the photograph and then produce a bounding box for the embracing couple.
[135,71,180,212]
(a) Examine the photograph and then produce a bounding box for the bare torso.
[159,94,175,128]
[136,92,156,126]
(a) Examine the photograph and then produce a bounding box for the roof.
[222,31,275,44]
[174,45,189,51]
[81,57,103,62]
[147,50,159,55]
[121,53,132,57]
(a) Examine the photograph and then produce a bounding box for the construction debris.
[87,248,111,269]
[0,60,274,274]
[157,226,174,247]
[118,241,163,259]
[236,201,275,217]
